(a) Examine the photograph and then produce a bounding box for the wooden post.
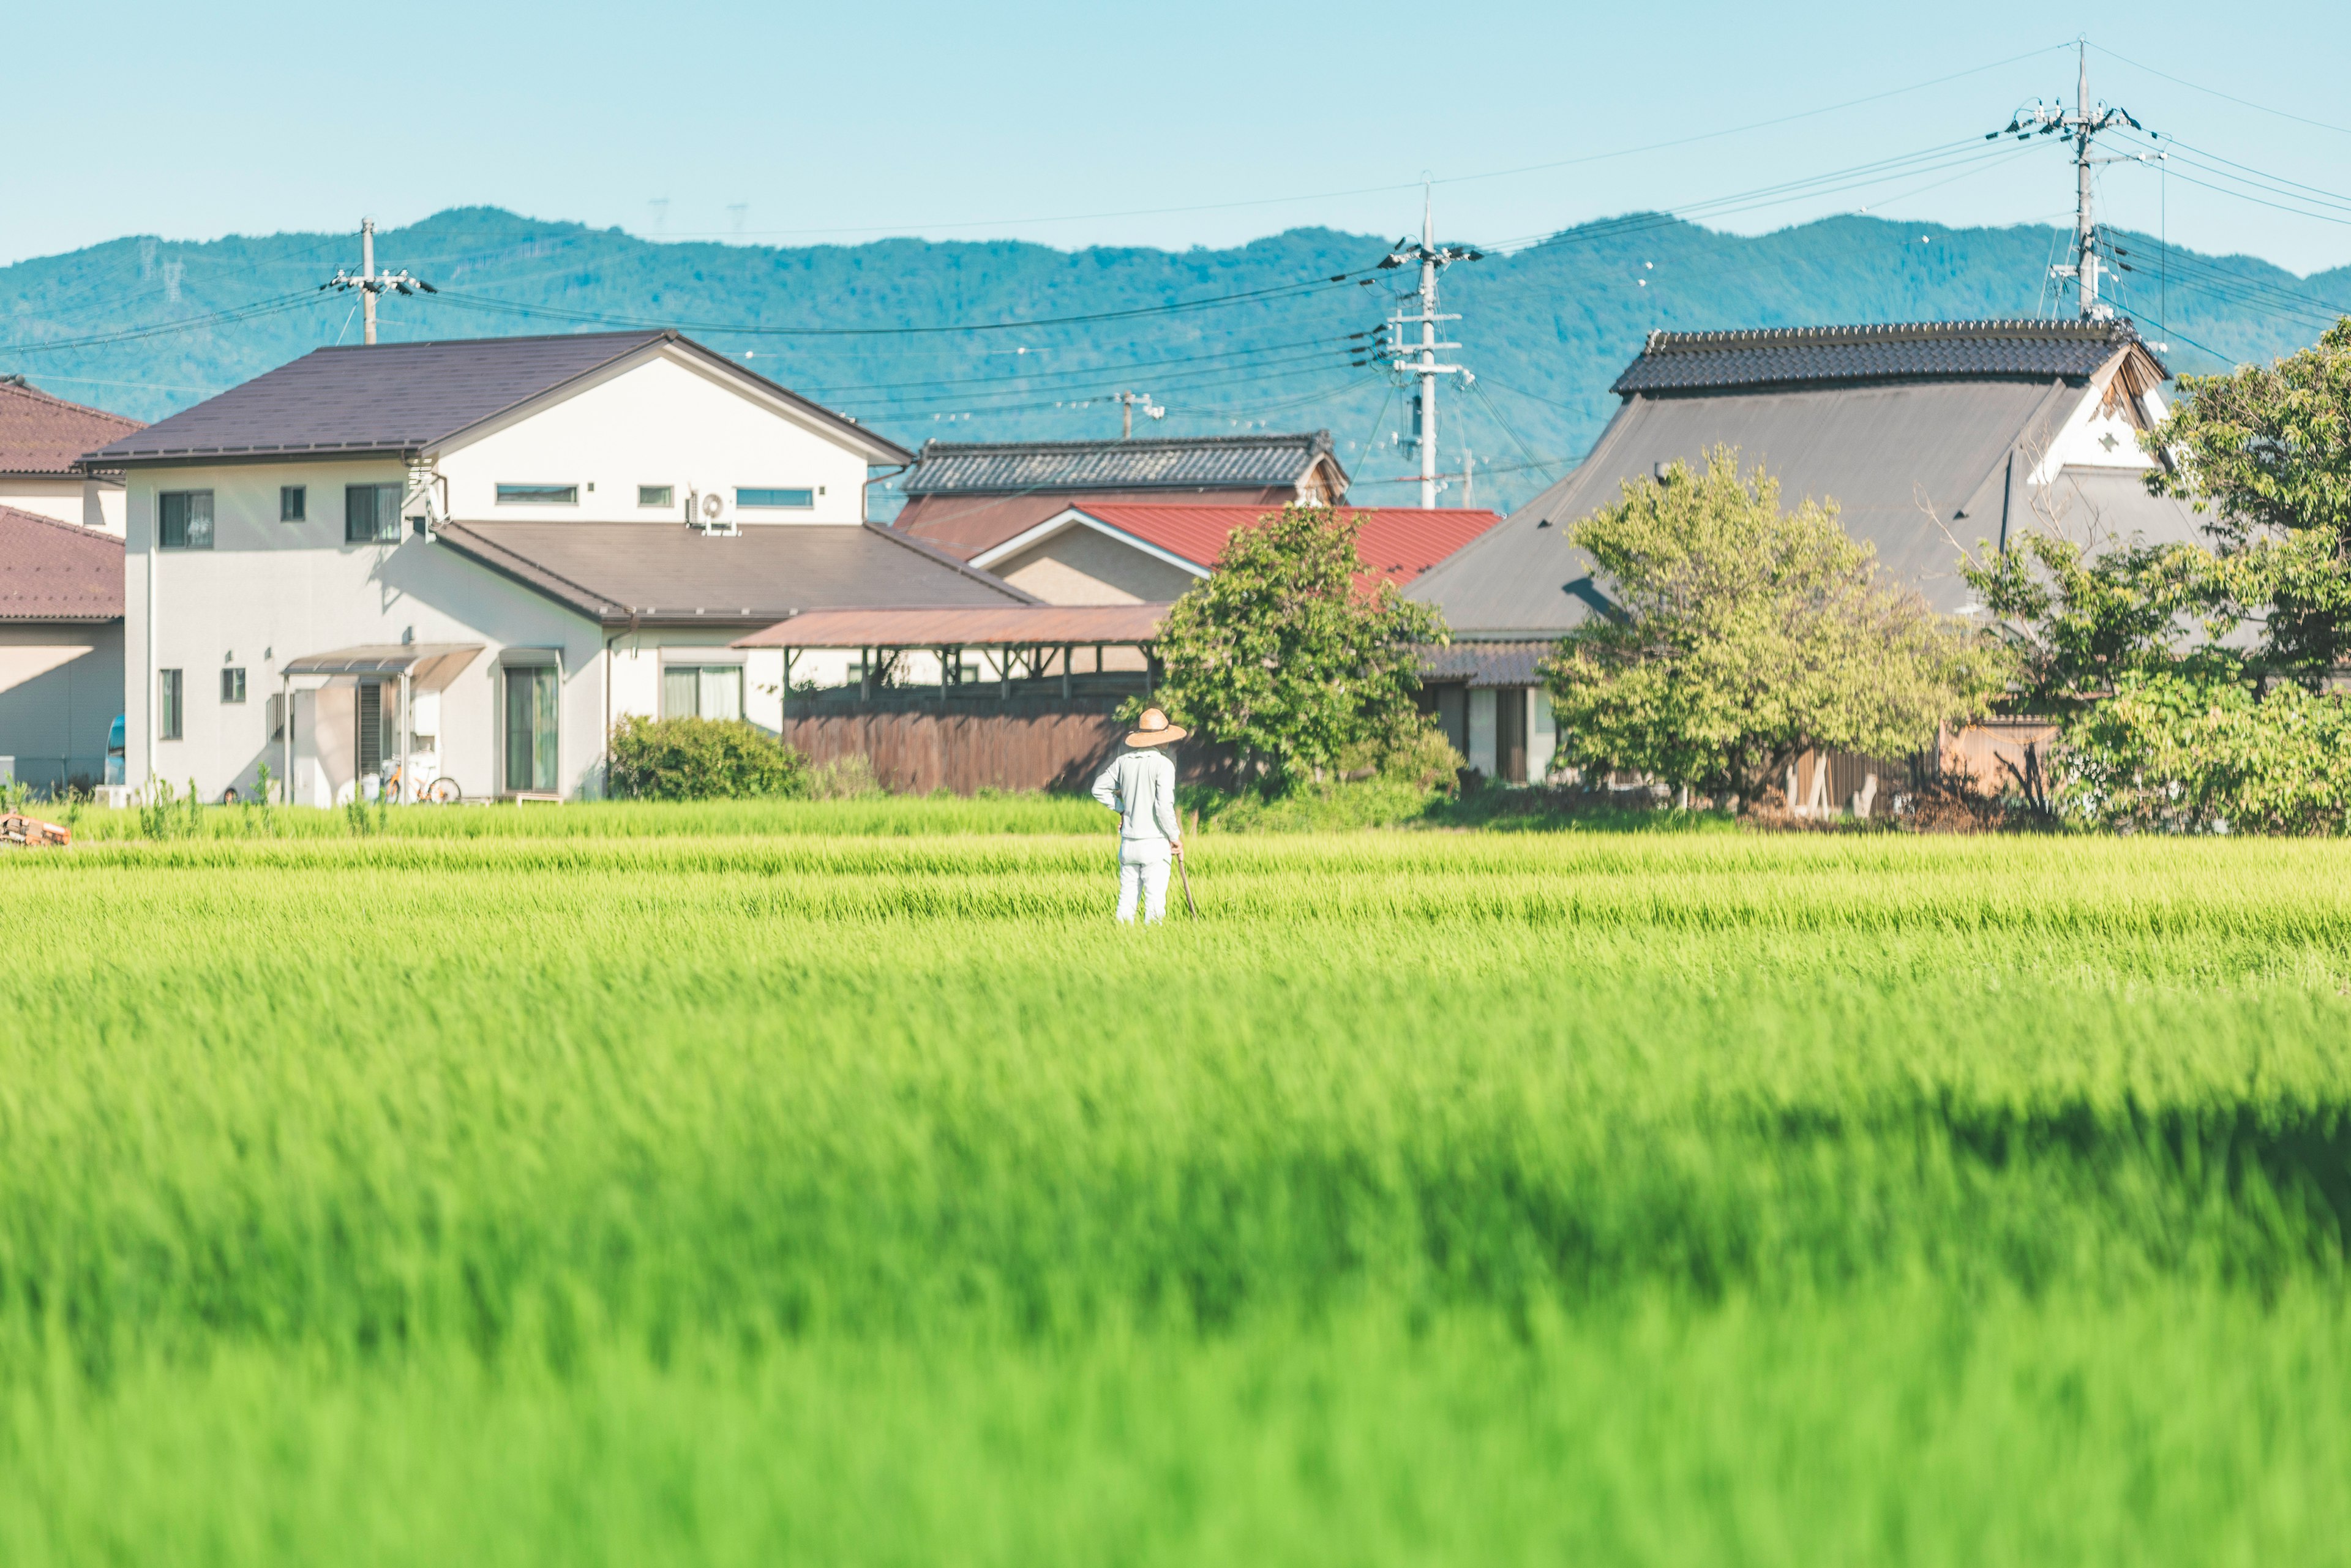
[998,647,1010,700]
[1060,642,1072,702]
[781,648,794,724]
[939,647,949,707]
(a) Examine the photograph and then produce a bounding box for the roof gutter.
[77,445,422,473]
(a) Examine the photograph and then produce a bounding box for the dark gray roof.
[82,331,911,466]
[1612,319,2159,396]
[901,432,1338,496]
[433,520,1032,628]
[1409,375,2203,635]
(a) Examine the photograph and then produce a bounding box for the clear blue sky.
[8,1,2349,273]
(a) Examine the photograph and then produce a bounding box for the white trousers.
[1116,838,1172,924]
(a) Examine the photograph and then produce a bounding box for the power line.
[2087,42,2351,140]
[424,266,1372,338]
[794,333,1362,398]
[0,291,321,356]
[623,44,2080,244]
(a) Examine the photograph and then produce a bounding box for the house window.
[737,487,814,510]
[280,486,307,522]
[503,665,560,793]
[497,484,578,505]
[158,669,184,740]
[662,664,743,722]
[638,485,673,508]
[158,490,214,549]
[345,483,403,544]
[220,667,246,703]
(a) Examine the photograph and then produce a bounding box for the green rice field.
[3,805,2349,1564]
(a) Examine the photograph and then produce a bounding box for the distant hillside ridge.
[4,205,2344,514]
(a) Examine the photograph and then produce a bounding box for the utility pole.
[1370,187,1481,507]
[321,219,437,345]
[1989,40,2149,321]
[1114,389,1162,440]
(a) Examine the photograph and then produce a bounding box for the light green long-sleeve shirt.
[1092,749,1181,842]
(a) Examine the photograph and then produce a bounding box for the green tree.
[2144,318,2351,677]
[1548,448,2004,806]
[1147,506,1449,792]
[1960,531,2223,715]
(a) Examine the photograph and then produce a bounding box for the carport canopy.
[733,604,1169,650]
[279,643,484,690]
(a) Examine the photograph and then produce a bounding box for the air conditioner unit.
[688,486,737,536]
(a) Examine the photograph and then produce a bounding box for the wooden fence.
[784,706,1130,795]
[778,687,1234,795]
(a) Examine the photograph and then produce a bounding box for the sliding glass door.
[503,666,559,793]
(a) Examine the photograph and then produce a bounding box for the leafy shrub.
[608,716,807,801]
[2061,670,2351,835]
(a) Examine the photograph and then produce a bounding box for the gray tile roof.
[1612,319,2158,396]
[81,331,910,466]
[433,520,1032,628]
[901,432,1337,496]
[1409,373,2203,636]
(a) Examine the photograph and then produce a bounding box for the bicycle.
[380,764,462,804]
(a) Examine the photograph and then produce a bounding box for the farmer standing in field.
[1092,707,1185,924]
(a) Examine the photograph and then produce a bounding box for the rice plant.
[1,820,2346,1563]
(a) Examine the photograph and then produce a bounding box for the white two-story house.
[86,329,1029,803]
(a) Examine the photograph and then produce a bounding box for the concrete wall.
[438,351,874,525]
[0,619,122,791]
[992,527,1201,606]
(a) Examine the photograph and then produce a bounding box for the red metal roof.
[1056,504,1502,590]
[736,603,1170,648]
[0,505,124,620]
[0,379,141,478]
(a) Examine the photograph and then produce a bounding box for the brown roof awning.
[736,604,1171,649]
[280,643,484,689]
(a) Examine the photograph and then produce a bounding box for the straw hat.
[1124,707,1188,747]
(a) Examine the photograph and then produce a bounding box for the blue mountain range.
[4,206,2343,514]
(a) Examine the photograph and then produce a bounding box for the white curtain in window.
[699,666,742,722]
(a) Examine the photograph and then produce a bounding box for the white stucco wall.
[1,478,123,534]
[2031,377,2164,483]
[0,620,123,790]
[1467,688,1496,777]
[127,457,607,802]
[437,350,874,525]
[1529,692,1557,781]
[992,528,1202,606]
